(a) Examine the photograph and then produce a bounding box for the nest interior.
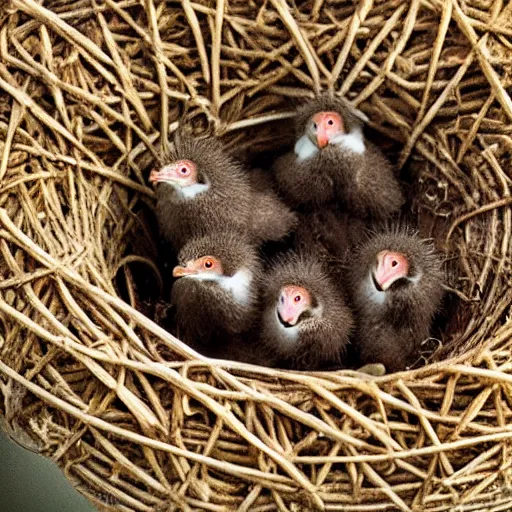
[0,0,512,511]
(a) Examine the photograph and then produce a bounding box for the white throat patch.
[364,271,420,305]
[364,272,386,306]
[331,128,365,154]
[274,309,300,345]
[294,135,318,161]
[273,303,323,348]
[295,128,366,161]
[219,269,253,305]
[185,268,252,305]
[175,182,209,199]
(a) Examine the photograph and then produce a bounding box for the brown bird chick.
[171,231,263,359]
[248,168,298,245]
[260,253,355,370]
[150,136,296,250]
[348,229,445,372]
[273,94,404,218]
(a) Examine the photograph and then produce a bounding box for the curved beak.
[312,113,329,149]
[172,262,196,278]
[149,169,160,183]
[149,165,177,184]
[277,301,301,326]
[373,264,395,292]
[373,250,408,291]
[316,127,329,149]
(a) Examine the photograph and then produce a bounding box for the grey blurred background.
[0,432,96,512]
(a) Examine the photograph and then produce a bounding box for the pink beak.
[149,169,163,183]
[312,113,329,149]
[172,262,197,278]
[277,295,302,326]
[316,126,329,149]
[149,165,176,184]
[373,251,409,291]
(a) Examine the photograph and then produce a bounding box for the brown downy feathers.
[260,253,354,370]
[273,94,404,218]
[347,227,445,372]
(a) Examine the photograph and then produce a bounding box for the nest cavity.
[0,1,512,511]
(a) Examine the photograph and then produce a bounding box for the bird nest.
[1,0,512,510]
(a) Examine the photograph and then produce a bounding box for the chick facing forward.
[260,253,354,371]
[273,94,404,218]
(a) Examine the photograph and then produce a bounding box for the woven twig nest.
[1,0,512,510]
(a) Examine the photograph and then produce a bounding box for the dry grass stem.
[0,0,511,510]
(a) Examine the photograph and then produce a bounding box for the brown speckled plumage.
[260,253,354,370]
[348,228,445,372]
[273,94,404,218]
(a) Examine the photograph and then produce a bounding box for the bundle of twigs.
[0,0,512,510]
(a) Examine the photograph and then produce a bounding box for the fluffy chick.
[171,231,262,355]
[260,253,354,370]
[347,228,445,372]
[273,94,404,218]
[150,136,296,250]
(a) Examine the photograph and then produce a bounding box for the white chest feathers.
[363,272,422,307]
[219,269,253,305]
[187,268,253,305]
[330,128,365,154]
[294,129,366,161]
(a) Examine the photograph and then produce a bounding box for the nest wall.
[0,0,512,511]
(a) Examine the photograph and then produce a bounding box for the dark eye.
[327,119,334,126]
[294,295,301,302]
[313,123,317,130]
[204,260,213,269]
[180,167,188,174]
[280,295,284,303]
[391,260,398,267]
